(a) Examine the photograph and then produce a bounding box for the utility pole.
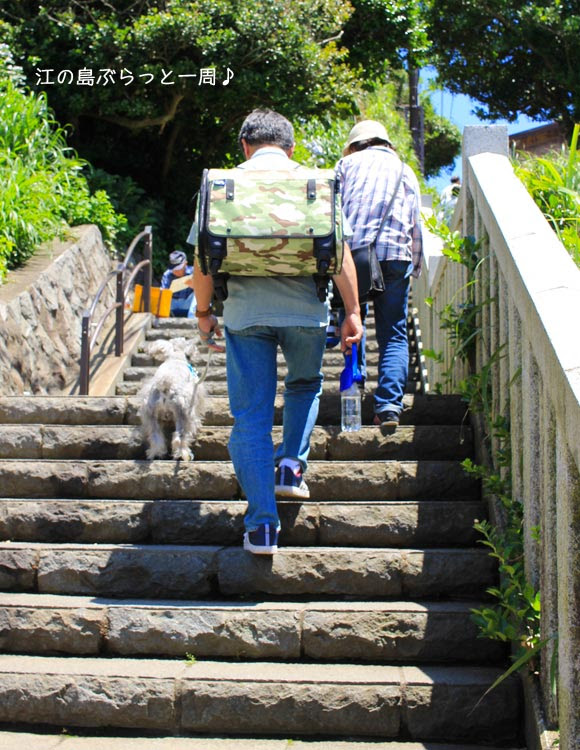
[408,66,425,174]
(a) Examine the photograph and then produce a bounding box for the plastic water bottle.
[341,383,362,431]
[340,342,362,432]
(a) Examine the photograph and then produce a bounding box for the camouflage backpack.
[195,162,343,301]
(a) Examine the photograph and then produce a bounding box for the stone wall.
[0,225,115,395]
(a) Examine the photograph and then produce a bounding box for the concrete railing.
[415,126,580,750]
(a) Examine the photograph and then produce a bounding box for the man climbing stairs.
[0,315,524,748]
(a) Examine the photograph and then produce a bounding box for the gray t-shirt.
[189,147,331,330]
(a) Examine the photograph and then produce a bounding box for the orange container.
[132,284,173,317]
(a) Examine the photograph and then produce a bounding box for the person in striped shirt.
[336,120,423,428]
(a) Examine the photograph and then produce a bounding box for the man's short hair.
[238,109,294,151]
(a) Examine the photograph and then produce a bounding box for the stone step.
[0,734,526,750]
[0,424,473,461]
[131,352,419,374]
[152,311,380,327]
[0,655,522,744]
[0,593,505,663]
[0,394,468,427]
[131,348,417,368]
[0,499,485,546]
[146,328,391,350]
[121,364,422,384]
[0,543,495,599]
[115,379,422,397]
[147,320,383,334]
[0,460,478,501]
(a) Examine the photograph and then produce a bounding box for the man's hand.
[197,314,225,352]
[340,311,363,353]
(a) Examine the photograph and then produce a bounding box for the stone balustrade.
[415,125,580,750]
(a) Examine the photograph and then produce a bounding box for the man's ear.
[287,144,295,158]
[241,138,251,159]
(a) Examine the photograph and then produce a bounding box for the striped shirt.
[336,146,423,277]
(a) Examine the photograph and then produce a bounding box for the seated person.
[160,250,196,317]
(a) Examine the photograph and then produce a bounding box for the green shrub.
[0,45,126,279]
[58,173,128,249]
[514,124,580,267]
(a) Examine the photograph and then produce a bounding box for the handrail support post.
[80,312,91,396]
[144,225,153,313]
[115,263,124,357]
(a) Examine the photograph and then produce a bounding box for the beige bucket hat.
[343,119,391,155]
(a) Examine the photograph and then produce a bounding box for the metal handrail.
[79,225,153,395]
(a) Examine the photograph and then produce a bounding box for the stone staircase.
[0,314,524,748]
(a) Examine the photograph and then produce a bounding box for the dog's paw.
[174,448,194,462]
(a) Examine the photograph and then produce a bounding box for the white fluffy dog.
[139,337,208,461]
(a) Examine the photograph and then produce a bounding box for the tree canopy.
[0,0,465,263]
[341,0,431,78]
[425,0,580,133]
[1,0,359,190]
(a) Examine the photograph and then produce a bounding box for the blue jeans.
[373,260,414,415]
[225,325,326,531]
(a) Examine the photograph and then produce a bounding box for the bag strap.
[370,160,405,246]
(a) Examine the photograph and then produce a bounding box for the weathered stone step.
[116,379,422,397]
[131,347,415,368]
[0,735,526,750]
[152,312,380,327]
[122,364,422,384]
[0,655,521,744]
[0,543,495,599]
[0,460,478,501]
[0,394,468,426]
[0,593,505,663]
[146,328,389,351]
[0,424,473,461]
[131,351,418,373]
[0,499,484,546]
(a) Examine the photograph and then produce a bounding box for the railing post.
[115,262,124,357]
[143,225,153,313]
[80,311,91,396]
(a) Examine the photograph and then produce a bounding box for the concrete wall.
[415,126,579,750]
[0,225,115,395]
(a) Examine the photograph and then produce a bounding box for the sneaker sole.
[374,415,399,428]
[274,484,310,499]
[243,541,278,555]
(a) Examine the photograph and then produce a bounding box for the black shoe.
[374,410,399,428]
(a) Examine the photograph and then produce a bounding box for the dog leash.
[192,330,223,386]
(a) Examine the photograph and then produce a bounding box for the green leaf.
[469,637,552,714]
